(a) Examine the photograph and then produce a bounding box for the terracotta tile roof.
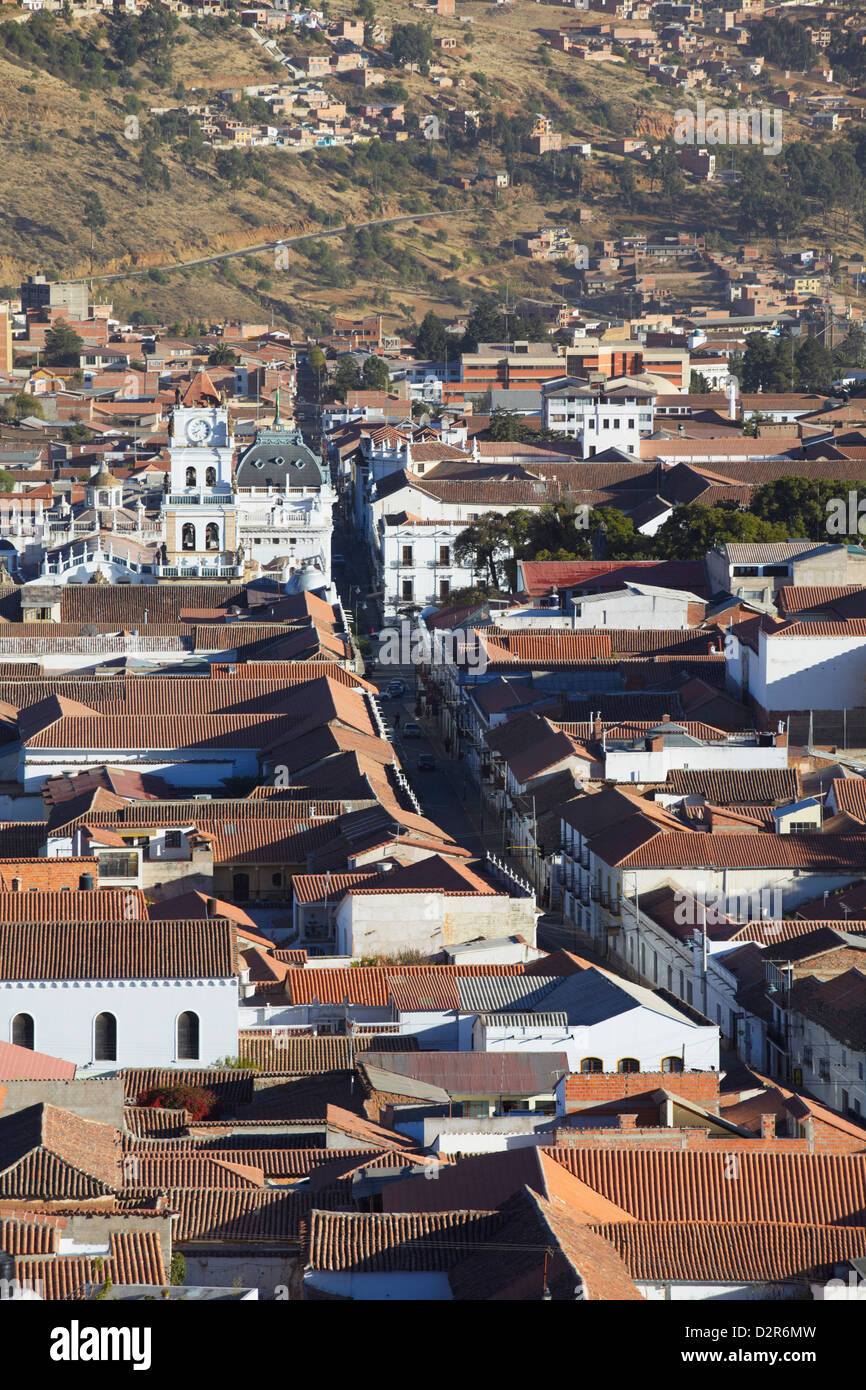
[518,560,707,599]
[381,1147,635,1223]
[481,631,613,663]
[345,856,501,897]
[236,1034,355,1074]
[121,1069,254,1107]
[664,767,800,805]
[59,584,247,625]
[169,1187,349,1244]
[306,1209,500,1272]
[358,1052,569,1097]
[731,918,866,945]
[546,1147,866,1224]
[832,778,866,825]
[16,1229,164,1299]
[123,1107,190,1139]
[23,713,286,751]
[449,1187,643,1301]
[291,870,379,904]
[0,1105,122,1199]
[0,1212,61,1255]
[594,1220,866,1284]
[286,964,525,1008]
[126,1154,266,1191]
[777,585,866,617]
[614,833,866,870]
[41,766,175,805]
[0,889,147,922]
[325,1104,418,1152]
[0,920,237,981]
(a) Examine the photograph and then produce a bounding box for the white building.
[158,405,242,580]
[234,410,334,587]
[725,619,866,717]
[0,919,239,1073]
[474,965,719,1072]
[601,720,789,784]
[542,378,655,456]
[378,514,476,616]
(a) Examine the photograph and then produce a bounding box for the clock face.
[186,417,211,445]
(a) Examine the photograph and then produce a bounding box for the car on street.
[417,751,435,770]
[387,679,406,697]
[403,721,422,739]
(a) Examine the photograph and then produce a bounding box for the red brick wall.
[0,858,99,892]
[553,1127,866,1154]
[562,1071,720,1112]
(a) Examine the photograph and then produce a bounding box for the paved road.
[89,209,470,284]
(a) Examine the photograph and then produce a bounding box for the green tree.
[333,356,362,397]
[208,343,237,366]
[414,310,449,361]
[389,21,434,75]
[356,0,375,19]
[488,408,531,442]
[795,335,835,393]
[749,15,816,70]
[454,511,514,588]
[309,345,326,398]
[43,320,84,366]
[170,1252,186,1286]
[362,355,391,391]
[652,503,789,560]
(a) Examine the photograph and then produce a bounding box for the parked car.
[387,679,406,697]
[403,722,422,739]
[417,751,435,770]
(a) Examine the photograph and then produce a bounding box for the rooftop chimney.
[760,1113,776,1141]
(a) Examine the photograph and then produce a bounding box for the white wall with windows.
[1,977,238,1073]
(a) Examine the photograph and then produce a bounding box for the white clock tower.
[160,406,242,577]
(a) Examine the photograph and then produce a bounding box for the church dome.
[286,562,325,594]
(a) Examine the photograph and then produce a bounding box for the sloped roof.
[0,920,237,981]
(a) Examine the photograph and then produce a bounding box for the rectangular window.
[439,545,450,565]
[401,579,413,601]
[439,578,450,600]
[98,854,138,879]
[401,545,413,565]
[164,831,183,849]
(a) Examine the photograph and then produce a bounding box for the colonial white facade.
[158,406,242,580]
[542,379,655,455]
[0,976,238,1074]
[378,517,476,618]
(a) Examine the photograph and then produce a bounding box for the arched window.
[12,1013,34,1050]
[182,523,196,551]
[94,1012,117,1062]
[661,1056,684,1074]
[205,522,220,551]
[618,1058,640,1074]
[177,1011,200,1061]
[580,1056,603,1074]
[185,466,197,487]
[205,466,216,487]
